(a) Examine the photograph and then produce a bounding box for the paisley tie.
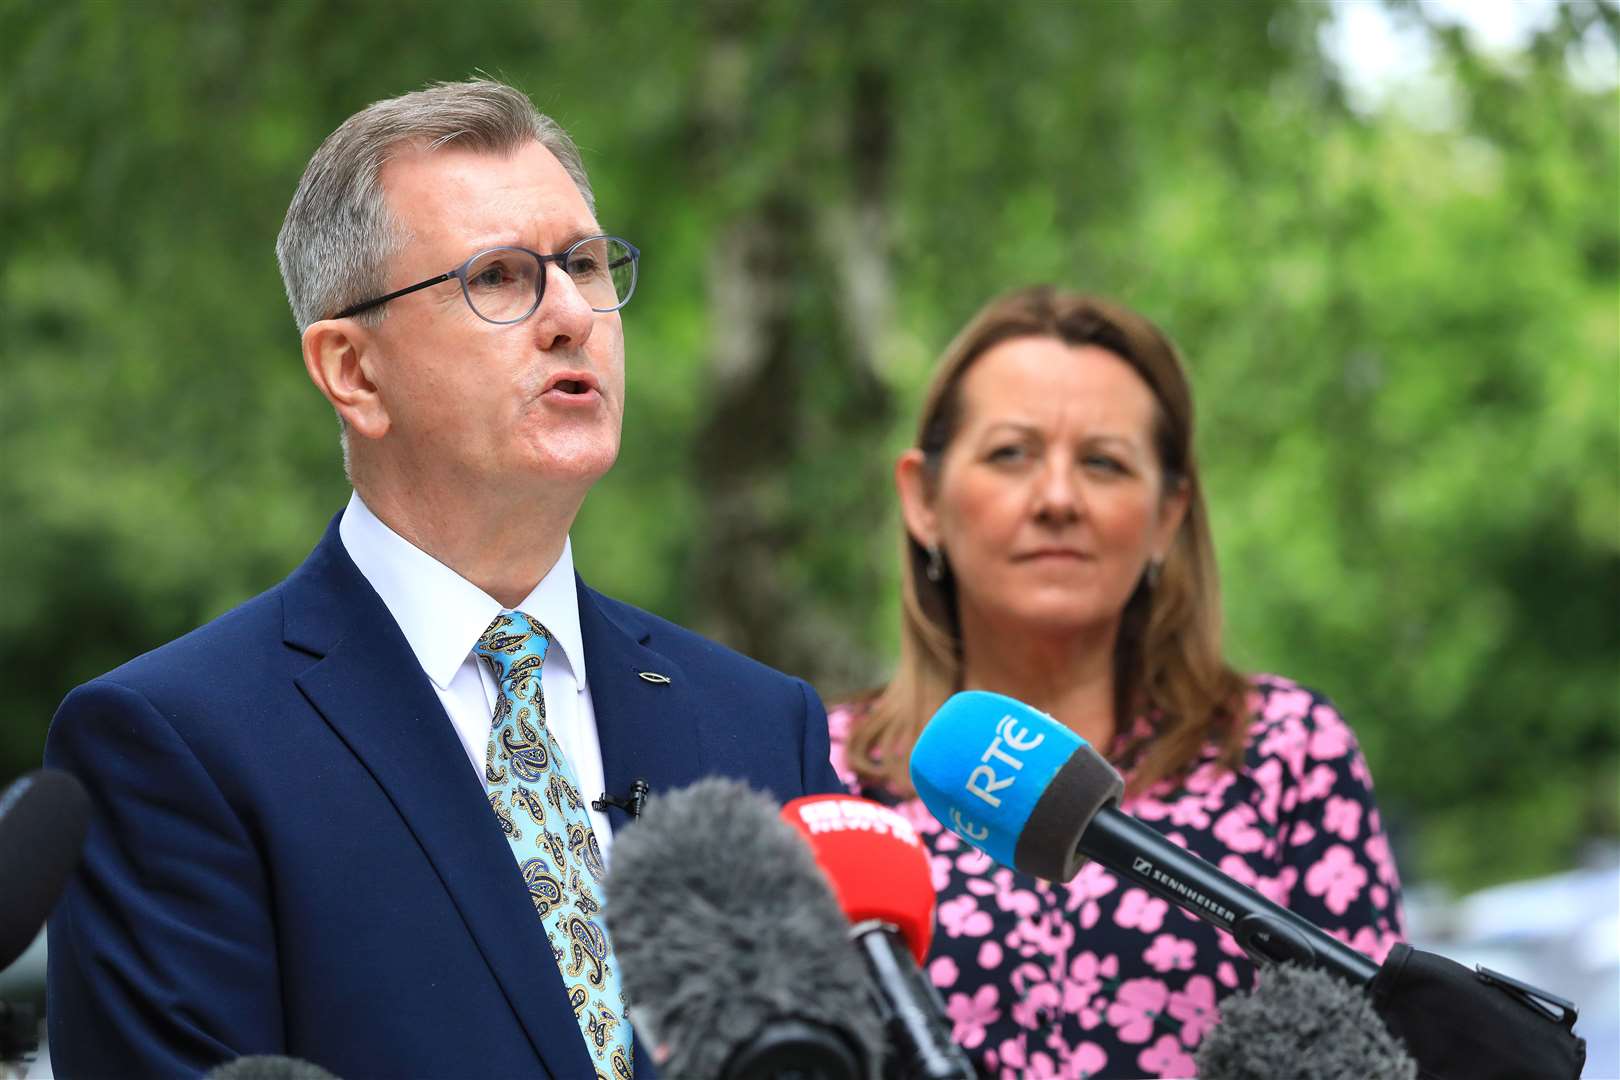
[474,611,632,1080]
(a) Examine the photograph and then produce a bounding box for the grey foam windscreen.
[604,777,883,1079]
[1013,739,1124,882]
[1196,963,1418,1080]
[0,769,90,970]
[202,1056,342,1080]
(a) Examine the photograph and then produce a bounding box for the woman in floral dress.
[831,286,1403,1078]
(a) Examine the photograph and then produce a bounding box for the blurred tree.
[0,0,1613,890]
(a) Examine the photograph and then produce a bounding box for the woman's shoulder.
[1246,671,1337,716]
[1238,673,1372,792]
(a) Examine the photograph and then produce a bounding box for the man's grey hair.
[275,78,595,334]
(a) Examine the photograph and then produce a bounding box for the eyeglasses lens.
[566,236,638,312]
[460,238,637,323]
[463,248,543,323]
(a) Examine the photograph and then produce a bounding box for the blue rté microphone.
[910,691,1379,985]
[909,691,1123,883]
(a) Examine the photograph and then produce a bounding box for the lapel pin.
[637,671,672,685]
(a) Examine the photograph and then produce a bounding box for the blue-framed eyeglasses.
[332,234,640,323]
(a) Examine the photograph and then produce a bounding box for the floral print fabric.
[828,675,1404,1079]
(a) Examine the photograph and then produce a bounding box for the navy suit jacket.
[45,517,843,1079]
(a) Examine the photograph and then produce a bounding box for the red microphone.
[781,794,935,963]
[782,795,972,1080]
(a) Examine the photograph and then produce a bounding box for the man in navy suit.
[45,79,842,1079]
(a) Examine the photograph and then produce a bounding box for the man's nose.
[529,264,597,351]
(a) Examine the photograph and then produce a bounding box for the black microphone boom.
[916,693,1588,1079]
[913,695,1381,984]
[1081,806,1381,985]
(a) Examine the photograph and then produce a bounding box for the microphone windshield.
[203,1057,341,1080]
[781,795,935,964]
[604,778,882,1079]
[1195,964,1418,1080]
[0,769,91,970]
[911,691,1122,882]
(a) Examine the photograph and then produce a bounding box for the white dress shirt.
[338,492,616,860]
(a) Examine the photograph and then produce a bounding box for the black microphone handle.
[850,921,975,1080]
[722,1018,865,1080]
[1080,807,1380,985]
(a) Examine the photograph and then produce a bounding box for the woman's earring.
[925,543,945,583]
[1145,557,1163,589]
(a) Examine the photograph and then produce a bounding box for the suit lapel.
[577,581,704,1080]
[283,520,592,1080]
[577,580,708,835]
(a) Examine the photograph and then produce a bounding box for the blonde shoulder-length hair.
[848,285,1251,797]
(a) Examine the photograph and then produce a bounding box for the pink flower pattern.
[1138,1033,1198,1078]
[1167,974,1220,1043]
[945,984,1001,1049]
[827,675,1405,1079]
[1114,888,1169,933]
[1063,862,1119,930]
[1063,950,1118,1027]
[1142,933,1196,973]
[1106,977,1169,1043]
[1305,844,1371,915]
[938,893,995,938]
[1064,1041,1108,1078]
[1323,794,1363,841]
[1010,979,1062,1030]
[1211,803,1267,853]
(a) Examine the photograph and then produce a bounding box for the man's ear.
[895,449,940,551]
[301,319,389,440]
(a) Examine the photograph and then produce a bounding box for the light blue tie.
[475,611,631,1080]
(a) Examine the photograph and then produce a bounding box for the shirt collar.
[338,492,587,692]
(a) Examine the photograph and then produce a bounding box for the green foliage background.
[2,1,1615,892]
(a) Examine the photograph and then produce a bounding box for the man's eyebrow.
[547,224,608,251]
[462,224,604,254]
[554,225,603,248]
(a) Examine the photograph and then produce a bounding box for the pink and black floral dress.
[828,675,1405,1079]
